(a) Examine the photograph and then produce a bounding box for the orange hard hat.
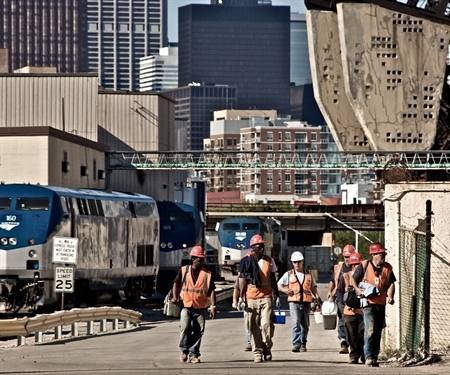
[348,252,363,265]
[190,246,206,258]
[250,234,265,246]
[342,244,356,257]
[369,242,386,255]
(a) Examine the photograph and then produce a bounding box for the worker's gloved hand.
[275,296,281,307]
[237,297,247,312]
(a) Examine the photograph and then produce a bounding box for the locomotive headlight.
[29,249,37,258]
[182,243,187,248]
[0,237,8,246]
[167,242,173,249]
[9,237,17,245]
[160,242,167,248]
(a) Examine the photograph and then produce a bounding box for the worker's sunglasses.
[192,257,205,262]
[292,261,302,264]
[252,244,264,249]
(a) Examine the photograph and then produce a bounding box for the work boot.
[190,356,201,363]
[300,345,307,352]
[348,357,358,364]
[180,352,188,363]
[291,346,300,353]
[365,357,373,366]
[245,344,252,351]
[263,349,272,361]
[254,354,263,363]
[339,340,349,354]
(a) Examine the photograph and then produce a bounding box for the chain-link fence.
[398,226,450,354]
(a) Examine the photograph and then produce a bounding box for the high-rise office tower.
[178,3,290,115]
[87,0,168,91]
[140,46,178,92]
[0,0,86,73]
[290,13,311,86]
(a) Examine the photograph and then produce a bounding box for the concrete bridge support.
[307,4,450,152]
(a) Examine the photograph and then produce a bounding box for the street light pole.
[324,213,373,252]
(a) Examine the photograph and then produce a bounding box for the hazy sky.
[167,0,307,43]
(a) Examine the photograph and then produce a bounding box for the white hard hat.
[290,251,304,262]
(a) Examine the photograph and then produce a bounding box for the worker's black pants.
[343,313,364,361]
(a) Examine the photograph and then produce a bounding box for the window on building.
[267,132,273,141]
[295,133,307,143]
[311,184,317,192]
[311,173,317,182]
[227,138,233,146]
[267,183,273,192]
[285,143,291,151]
[311,133,317,141]
[278,184,282,192]
[267,173,273,182]
[285,173,291,182]
[311,143,317,151]
[267,143,273,151]
[278,173,282,181]
[278,132,282,141]
[285,184,291,192]
[285,132,291,141]
[295,186,306,194]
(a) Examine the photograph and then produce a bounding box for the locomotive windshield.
[169,211,194,221]
[242,223,260,230]
[223,223,240,230]
[16,197,50,210]
[0,197,11,210]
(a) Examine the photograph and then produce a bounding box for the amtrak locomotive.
[217,216,287,279]
[0,184,159,315]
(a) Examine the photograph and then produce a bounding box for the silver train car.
[0,184,159,315]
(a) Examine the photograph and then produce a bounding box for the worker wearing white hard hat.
[277,251,322,353]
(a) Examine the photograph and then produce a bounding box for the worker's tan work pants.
[247,297,274,357]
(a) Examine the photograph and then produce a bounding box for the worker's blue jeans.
[362,304,385,361]
[337,301,346,342]
[243,309,250,345]
[179,307,206,358]
[289,301,310,347]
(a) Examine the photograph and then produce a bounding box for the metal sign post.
[52,237,78,310]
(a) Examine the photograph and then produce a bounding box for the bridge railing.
[0,306,142,346]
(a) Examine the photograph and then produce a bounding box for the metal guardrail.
[0,306,142,346]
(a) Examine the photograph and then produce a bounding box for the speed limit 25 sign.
[54,266,74,293]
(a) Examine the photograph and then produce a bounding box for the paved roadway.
[0,282,449,375]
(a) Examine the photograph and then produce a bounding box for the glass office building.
[178,3,290,115]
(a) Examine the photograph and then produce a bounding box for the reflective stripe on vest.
[180,267,211,309]
[246,256,273,300]
[362,260,392,306]
[287,269,313,303]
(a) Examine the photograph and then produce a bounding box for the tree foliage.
[332,230,385,261]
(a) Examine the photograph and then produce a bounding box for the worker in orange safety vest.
[171,246,216,364]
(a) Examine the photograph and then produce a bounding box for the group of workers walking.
[170,236,396,367]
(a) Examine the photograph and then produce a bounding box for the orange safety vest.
[180,266,212,309]
[343,271,362,315]
[246,255,273,300]
[362,260,393,306]
[287,269,313,303]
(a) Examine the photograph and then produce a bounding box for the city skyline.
[167,0,307,42]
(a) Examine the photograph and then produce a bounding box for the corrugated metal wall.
[0,74,98,141]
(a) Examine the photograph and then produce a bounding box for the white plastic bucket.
[314,311,323,324]
[321,300,338,315]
